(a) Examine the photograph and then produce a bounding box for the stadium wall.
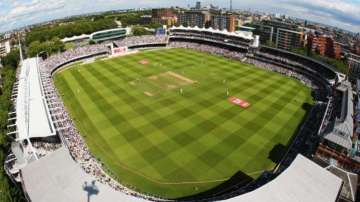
[260,46,338,80]
[127,43,167,50]
[50,52,108,76]
[170,36,249,52]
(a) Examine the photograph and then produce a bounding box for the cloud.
[282,0,360,24]
[0,0,360,33]
[0,0,66,31]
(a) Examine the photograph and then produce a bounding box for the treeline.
[25,18,117,57]
[28,38,64,57]
[0,50,26,202]
[115,11,160,28]
[292,48,347,73]
[25,11,164,58]
[132,26,153,36]
[25,18,117,45]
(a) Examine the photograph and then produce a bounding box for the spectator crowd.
[114,35,168,48]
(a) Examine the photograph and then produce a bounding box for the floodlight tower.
[18,36,23,62]
[230,0,233,12]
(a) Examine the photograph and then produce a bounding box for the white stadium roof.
[21,148,343,202]
[21,147,146,202]
[324,81,354,150]
[61,34,90,43]
[227,155,343,202]
[16,58,56,141]
[170,25,254,41]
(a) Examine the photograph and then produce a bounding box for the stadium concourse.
[3,28,355,201]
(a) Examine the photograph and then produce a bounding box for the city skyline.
[0,0,360,33]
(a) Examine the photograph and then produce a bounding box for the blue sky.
[0,0,360,33]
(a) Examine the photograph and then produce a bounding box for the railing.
[318,98,333,135]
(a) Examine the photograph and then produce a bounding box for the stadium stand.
[6,28,359,201]
[326,165,358,202]
[323,81,353,150]
[5,58,61,184]
[316,81,360,174]
[113,35,169,49]
[169,26,254,51]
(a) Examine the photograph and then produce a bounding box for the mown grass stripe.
[54,48,313,198]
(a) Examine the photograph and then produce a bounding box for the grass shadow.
[284,102,313,150]
[268,144,287,164]
[176,170,253,201]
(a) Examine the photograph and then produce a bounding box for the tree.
[28,38,65,57]
[0,49,20,68]
[265,40,276,48]
[132,26,151,36]
[28,41,42,57]
[0,53,25,202]
[119,13,143,27]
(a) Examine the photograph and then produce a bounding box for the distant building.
[334,43,342,59]
[349,53,360,80]
[228,15,236,32]
[152,8,174,19]
[140,15,152,25]
[151,8,177,26]
[195,1,201,9]
[235,16,253,27]
[275,28,305,50]
[177,10,210,28]
[308,35,342,59]
[251,24,274,45]
[250,19,305,50]
[210,15,236,32]
[0,40,11,57]
[356,45,360,55]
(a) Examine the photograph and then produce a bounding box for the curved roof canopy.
[170,25,254,40]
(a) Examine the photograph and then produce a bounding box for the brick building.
[210,15,236,32]
[356,45,360,55]
[308,35,342,59]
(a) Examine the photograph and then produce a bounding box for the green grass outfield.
[54,48,314,198]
